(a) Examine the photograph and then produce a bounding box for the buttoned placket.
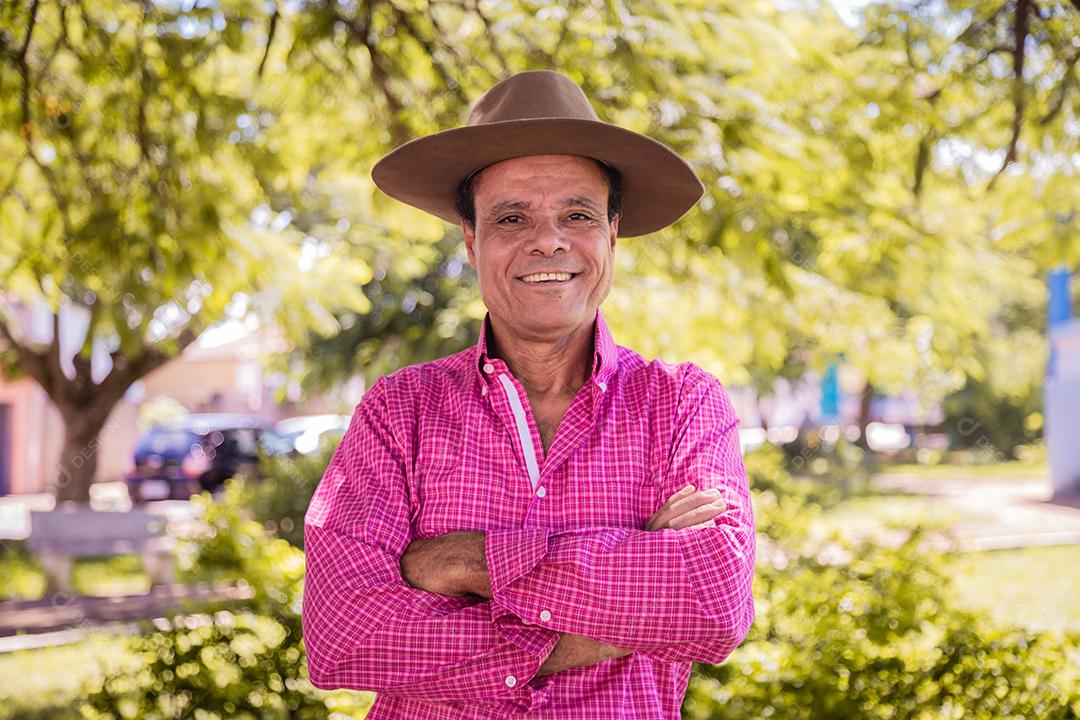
[478,357,610,506]
[480,358,545,498]
[473,332,618,688]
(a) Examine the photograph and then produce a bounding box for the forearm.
[401,531,637,678]
[305,523,557,708]
[535,633,633,677]
[485,522,755,652]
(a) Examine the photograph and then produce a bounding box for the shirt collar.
[472,309,620,389]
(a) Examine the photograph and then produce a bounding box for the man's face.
[462,154,619,345]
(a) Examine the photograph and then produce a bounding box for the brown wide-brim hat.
[371,70,704,237]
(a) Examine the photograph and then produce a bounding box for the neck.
[486,316,595,398]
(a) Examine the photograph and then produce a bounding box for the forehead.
[472,154,608,204]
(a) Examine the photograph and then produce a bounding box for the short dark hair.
[455,158,623,227]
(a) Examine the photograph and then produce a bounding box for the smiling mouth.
[518,272,579,283]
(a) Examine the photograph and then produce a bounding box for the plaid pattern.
[302,310,756,719]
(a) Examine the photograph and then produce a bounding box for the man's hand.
[646,484,727,531]
[400,530,493,598]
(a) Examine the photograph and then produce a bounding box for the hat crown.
[468,71,600,126]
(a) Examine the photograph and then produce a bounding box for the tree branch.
[390,7,468,106]
[99,323,201,402]
[334,10,409,145]
[135,1,152,163]
[989,0,1030,189]
[257,4,279,78]
[17,0,40,142]
[1040,47,1079,126]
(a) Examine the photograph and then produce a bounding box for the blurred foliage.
[0,541,154,601]
[74,443,1080,718]
[69,553,150,596]
[84,473,371,719]
[686,444,1080,720]
[0,539,45,601]
[3,0,1078,499]
[83,610,334,720]
[0,634,139,720]
[942,371,1046,459]
[223,446,337,550]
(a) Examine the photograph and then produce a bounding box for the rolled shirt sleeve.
[484,367,755,665]
[302,376,560,712]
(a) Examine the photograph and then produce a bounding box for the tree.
[0,0,369,502]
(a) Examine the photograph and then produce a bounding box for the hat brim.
[371,118,704,237]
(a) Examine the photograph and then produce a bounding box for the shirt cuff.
[484,527,551,595]
[491,600,560,698]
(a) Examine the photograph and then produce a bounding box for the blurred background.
[0,0,1078,717]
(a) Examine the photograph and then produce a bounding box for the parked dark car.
[124,414,292,503]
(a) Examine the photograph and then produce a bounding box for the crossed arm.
[398,484,733,677]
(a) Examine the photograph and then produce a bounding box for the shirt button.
[504,675,517,688]
[483,362,495,374]
[597,381,607,392]
[540,610,552,622]
[536,486,546,498]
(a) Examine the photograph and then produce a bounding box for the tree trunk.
[53,405,111,505]
[856,382,874,452]
[1,312,200,504]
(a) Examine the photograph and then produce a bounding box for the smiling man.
[302,71,756,719]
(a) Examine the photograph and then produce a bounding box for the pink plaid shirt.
[302,309,755,719]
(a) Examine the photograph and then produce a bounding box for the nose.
[524,217,570,257]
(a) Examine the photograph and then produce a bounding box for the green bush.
[83,475,370,720]
[683,445,1080,720]
[0,539,45,601]
[83,610,325,720]
[83,441,1080,719]
[227,448,336,550]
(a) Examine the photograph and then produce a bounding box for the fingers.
[665,500,725,530]
[687,519,717,530]
[646,485,726,531]
[645,483,695,530]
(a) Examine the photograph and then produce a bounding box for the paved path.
[872,471,1080,551]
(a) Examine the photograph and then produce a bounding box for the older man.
[302,71,755,719]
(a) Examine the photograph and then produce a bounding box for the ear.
[461,220,477,267]
[608,215,619,251]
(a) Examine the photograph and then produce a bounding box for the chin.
[521,311,590,334]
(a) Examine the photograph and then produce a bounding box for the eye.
[567,212,595,222]
[497,214,524,224]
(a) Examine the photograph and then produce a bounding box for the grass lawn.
[948,545,1080,633]
[814,494,976,535]
[877,460,1048,481]
[818,492,1080,632]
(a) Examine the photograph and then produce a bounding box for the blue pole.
[1048,267,1072,380]
[820,361,840,422]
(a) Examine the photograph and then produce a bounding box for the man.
[302,70,755,719]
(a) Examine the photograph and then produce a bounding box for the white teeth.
[521,272,573,283]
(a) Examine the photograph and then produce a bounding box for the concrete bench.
[27,506,179,594]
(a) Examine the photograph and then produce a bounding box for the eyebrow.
[488,200,530,217]
[487,197,604,218]
[560,197,604,214]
